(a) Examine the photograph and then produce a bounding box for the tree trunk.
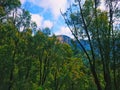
[8,51,16,90]
[91,66,102,90]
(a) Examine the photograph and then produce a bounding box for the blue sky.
[20,0,74,38]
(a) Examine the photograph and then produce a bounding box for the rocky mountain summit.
[56,35,90,50]
[56,35,72,45]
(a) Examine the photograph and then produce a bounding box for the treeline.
[0,0,96,90]
[0,0,120,90]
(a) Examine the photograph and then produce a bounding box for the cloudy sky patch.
[20,0,75,38]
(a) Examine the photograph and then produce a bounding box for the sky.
[20,0,74,38]
[19,0,106,38]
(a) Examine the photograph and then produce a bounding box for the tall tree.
[62,0,120,90]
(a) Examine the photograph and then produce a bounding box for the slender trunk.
[91,66,102,90]
[25,59,31,80]
[113,37,117,90]
[39,49,44,86]
[54,71,59,90]
[104,66,111,90]
[42,55,49,85]
[8,51,16,90]
[104,41,112,90]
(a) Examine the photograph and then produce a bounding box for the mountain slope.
[56,35,90,50]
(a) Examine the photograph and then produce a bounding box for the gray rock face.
[56,35,72,45]
[56,35,90,50]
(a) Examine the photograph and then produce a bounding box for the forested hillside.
[0,0,120,90]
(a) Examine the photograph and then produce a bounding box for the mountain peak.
[56,35,72,45]
[56,35,90,50]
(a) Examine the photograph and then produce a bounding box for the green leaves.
[1,0,115,89]
[63,0,120,90]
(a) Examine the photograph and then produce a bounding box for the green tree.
[0,0,21,20]
[62,0,120,90]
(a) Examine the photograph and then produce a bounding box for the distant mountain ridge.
[56,35,90,50]
[56,35,72,45]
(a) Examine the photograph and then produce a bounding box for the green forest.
[0,0,120,90]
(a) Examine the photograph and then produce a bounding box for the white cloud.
[31,14,43,27]
[31,14,54,29]
[20,0,26,4]
[43,20,53,29]
[27,0,70,19]
[55,26,73,38]
[98,0,106,11]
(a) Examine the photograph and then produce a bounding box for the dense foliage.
[62,0,120,90]
[0,0,120,90]
[0,0,96,90]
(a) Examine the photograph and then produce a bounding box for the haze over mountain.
[56,35,90,50]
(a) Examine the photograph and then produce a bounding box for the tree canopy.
[0,0,120,90]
